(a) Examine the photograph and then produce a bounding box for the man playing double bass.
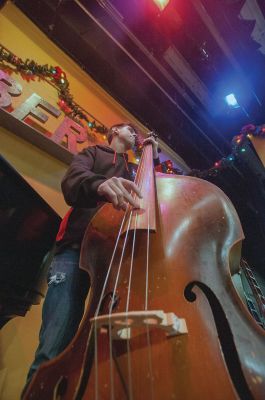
[23,123,159,396]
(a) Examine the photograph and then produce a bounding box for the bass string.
[94,144,153,399]
[122,207,154,400]
[145,206,150,311]
[134,146,155,398]
[93,210,130,400]
[108,210,133,400]
[123,147,155,399]
[138,147,155,396]
[125,212,138,400]
[106,147,149,399]
[92,141,148,320]
[145,206,155,400]
[135,145,148,190]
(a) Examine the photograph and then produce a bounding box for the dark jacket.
[56,145,159,253]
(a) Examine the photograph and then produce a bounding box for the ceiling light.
[225,93,240,108]
[153,0,170,12]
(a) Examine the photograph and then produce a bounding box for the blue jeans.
[26,249,90,383]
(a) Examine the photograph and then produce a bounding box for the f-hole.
[53,375,68,400]
[184,281,254,400]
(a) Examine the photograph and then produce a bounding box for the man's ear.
[112,127,119,137]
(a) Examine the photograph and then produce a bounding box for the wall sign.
[0,69,99,155]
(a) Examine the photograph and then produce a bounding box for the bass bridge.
[90,310,188,340]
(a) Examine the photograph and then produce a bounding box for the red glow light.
[153,0,170,11]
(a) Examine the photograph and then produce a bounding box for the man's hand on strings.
[142,132,159,159]
[97,177,142,211]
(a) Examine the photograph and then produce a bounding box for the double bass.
[25,138,265,399]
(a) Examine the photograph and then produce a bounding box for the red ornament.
[53,66,66,80]
[155,164,163,173]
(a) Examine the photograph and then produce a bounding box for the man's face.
[117,125,137,148]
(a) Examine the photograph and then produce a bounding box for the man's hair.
[107,123,139,144]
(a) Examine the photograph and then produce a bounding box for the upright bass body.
[25,174,265,399]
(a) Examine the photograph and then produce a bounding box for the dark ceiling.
[14,0,265,168]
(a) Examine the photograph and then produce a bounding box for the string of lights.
[0,44,108,134]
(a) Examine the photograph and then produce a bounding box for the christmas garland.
[2,47,264,175]
[191,123,265,179]
[0,44,108,134]
[0,44,180,173]
[234,123,265,147]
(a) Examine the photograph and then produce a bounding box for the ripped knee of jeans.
[48,272,66,286]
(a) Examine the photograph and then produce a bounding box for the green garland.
[0,44,108,134]
[190,123,265,179]
[0,45,182,172]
